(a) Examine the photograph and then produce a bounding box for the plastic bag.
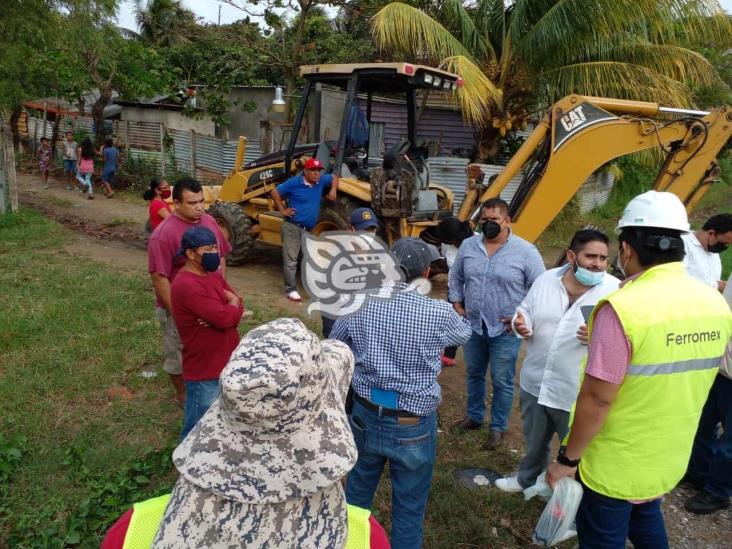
[523,472,553,501]
[532,476,583,546]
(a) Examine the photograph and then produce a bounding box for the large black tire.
[208,202,255,265]
[312,195,365,235]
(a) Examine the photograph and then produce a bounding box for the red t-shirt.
[171,270,243,381]
[148,198,172,231]
[147,213,232,308]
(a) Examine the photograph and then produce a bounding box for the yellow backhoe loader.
[206,62,730,264]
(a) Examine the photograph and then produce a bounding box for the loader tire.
[312,196,364,235]
[208,201,255,266]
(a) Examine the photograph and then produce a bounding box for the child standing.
[99,137,119,198]
[62,131,78,189]
[38,137,52,189]
[76,138,95,200]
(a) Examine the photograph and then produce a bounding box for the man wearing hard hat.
[547,191,732,548]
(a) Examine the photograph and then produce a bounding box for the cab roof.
[299,63,462,93]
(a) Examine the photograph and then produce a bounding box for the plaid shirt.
[330,283,472,415]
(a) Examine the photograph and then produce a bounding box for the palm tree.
[134,0,196,47]
[372,0,730,158]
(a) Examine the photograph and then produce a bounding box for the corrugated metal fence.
[430,157,615,214]
[23,114,262,184]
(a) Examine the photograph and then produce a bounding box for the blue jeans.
[76,171,93,194]
[576,478,668,549]
[181,379,219,440]
[463,330,521,430]
[687,373,732,499]
[346,399,437,549]
[63,159,76,174]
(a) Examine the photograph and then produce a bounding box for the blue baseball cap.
[350,207,380,231]
[176,226,217,257]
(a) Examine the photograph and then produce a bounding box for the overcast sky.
[116,0,732,32]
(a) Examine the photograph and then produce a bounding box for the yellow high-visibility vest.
[580,262,732,501]
[121,494,170,549]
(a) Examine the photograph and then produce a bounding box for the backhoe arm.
[464,95,731,243]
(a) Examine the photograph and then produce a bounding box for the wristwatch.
[557,445,581,468]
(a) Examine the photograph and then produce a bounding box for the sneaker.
[65,185,72,190]
[495,476,523,493]
[685,491,730,515]
[451,416,483,433]
[87,194,95,200]
[286,290,302,302]
[483,428,504,451]
[441,354,457,367]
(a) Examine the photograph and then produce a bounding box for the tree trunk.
[50,112,61,157]
[9,106,22,151]
[91,87,112,146]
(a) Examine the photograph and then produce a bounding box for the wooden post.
[190,129,196,178]
[160,123,166,177]
[5,133,19,212]
[41,101,48,141]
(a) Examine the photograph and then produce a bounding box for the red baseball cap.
[304,158,324,170]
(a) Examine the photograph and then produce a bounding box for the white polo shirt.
[682,232,721,288]
[513,266,620,411]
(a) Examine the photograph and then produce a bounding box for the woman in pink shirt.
[75,138,95,199]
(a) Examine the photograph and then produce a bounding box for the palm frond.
[514,0,727,67]
[438,0,496,62]
[606,41,719,88]
[440,55,503,128]
[537,61,695,107]
[371,3,473,62]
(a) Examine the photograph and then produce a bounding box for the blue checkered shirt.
[448,232,545,337]
[330,283,472,415]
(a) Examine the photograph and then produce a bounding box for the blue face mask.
[201,252,221,272]
[574,265,604,287]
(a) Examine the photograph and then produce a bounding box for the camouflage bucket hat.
[172,318,357,504]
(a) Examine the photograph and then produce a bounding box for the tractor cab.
[287,63,464,225]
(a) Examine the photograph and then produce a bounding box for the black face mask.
[481,220,502,240]
[709,241,729,254]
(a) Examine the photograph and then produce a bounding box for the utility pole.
[218,5,221,25]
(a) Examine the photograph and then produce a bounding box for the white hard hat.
[615,190,690,234]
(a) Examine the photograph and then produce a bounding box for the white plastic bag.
[532,476,583,547]
[523,472,553,501]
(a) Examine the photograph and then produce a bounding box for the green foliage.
[372,0,731,157]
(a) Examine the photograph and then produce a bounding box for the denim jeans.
[181,379,220,440]
[346,399,437,549]
[576,477,668,549]
[687,373,732,499]
[75,171,93,194]
[463,330,521,430]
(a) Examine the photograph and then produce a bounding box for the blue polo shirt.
[275,173,333,229]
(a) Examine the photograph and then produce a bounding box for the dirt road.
[15,171,731,548]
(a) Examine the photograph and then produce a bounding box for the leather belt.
[353,392,419,418]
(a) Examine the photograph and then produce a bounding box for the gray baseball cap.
[392,237,441,279]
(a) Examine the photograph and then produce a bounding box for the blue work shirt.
[275,173,333,230]
[330,283,472,416]
[448,232,545,337]
[103,146,119,171]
